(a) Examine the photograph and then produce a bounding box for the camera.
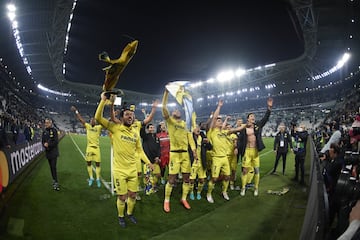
[333,151,360,234]
[335,152,360,204]
[343,151,360,165]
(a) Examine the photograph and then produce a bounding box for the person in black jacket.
[271,122,293,175]
[140,123,161,192]
[320,143,344,231]
[42,118,60,191]
[291,123,309,185]
[239,97,273,197]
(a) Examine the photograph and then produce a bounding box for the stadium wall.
[0,141,44,194]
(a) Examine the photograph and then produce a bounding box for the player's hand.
[147,163,155,171]
[109,94,116,103]
[192,150,197,160]
[70,106,77,112]
[100,92,107,101]
[152,99,160,109]
[218,99,224,107]
[267,97,273,109]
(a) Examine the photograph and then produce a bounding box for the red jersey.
[157,131,170,168]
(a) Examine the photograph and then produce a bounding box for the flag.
[166,81,196,131]
[99,40,139,91]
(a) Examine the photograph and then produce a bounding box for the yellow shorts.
[168,151,191,175]
[190,159,207,180]
[228,154,237,171]
[212,156,230,177]
[242,148,259,168]
[86,147,101,163]
[113,168,138,195]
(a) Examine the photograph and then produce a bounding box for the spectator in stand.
[10,118,19,145]
[24,120,32,142]
[349,113,360,152]
[321,121,342,154]
[0,121,11,149]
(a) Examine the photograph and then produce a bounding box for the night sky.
[65,0,304,95]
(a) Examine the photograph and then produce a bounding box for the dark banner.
[0,141,44,193]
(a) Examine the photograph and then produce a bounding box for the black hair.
[120,102,135,117]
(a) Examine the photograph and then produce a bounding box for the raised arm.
[162,89,170,120]
[95,93,110,128]
[228,124,247,134]
[143,99,159,125]
[71,106,86,126]
[222,115,231,130]
[109,95,122,124]
[209,99,223,129]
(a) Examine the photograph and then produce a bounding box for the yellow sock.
[182,182,190,200]
[138,176,142,191]
[95,166,101,180]
[87,165,93,179]
[254,173,260,189]
[189,182,194,194]
[197,182,204,194]
[248,172,254,184]
[164,182,173,201]
[116,198,126,217]
[222,179,229,193]
[241,174,247,189]
[127,197,136,215]
[207,180,215,195]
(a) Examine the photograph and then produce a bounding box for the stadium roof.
[0,0,358,106]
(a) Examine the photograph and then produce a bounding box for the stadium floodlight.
[312,52,351,80]
[37,84,72,96]
[216,70,234,82]
[206,78,215,83]
[235,68,246,77]
[265,63,276,68]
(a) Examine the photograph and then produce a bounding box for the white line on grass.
[68,133,113,194]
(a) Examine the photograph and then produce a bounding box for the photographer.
[320,143,344,227]
[321,121,342,154]
[291,123,309,185]
[349,114,360,152]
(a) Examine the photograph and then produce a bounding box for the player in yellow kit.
[110,100,159,200]
[162,88,197,213]
[71,106,103,187]
[95,93,154,228]
[206,100,246,203]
